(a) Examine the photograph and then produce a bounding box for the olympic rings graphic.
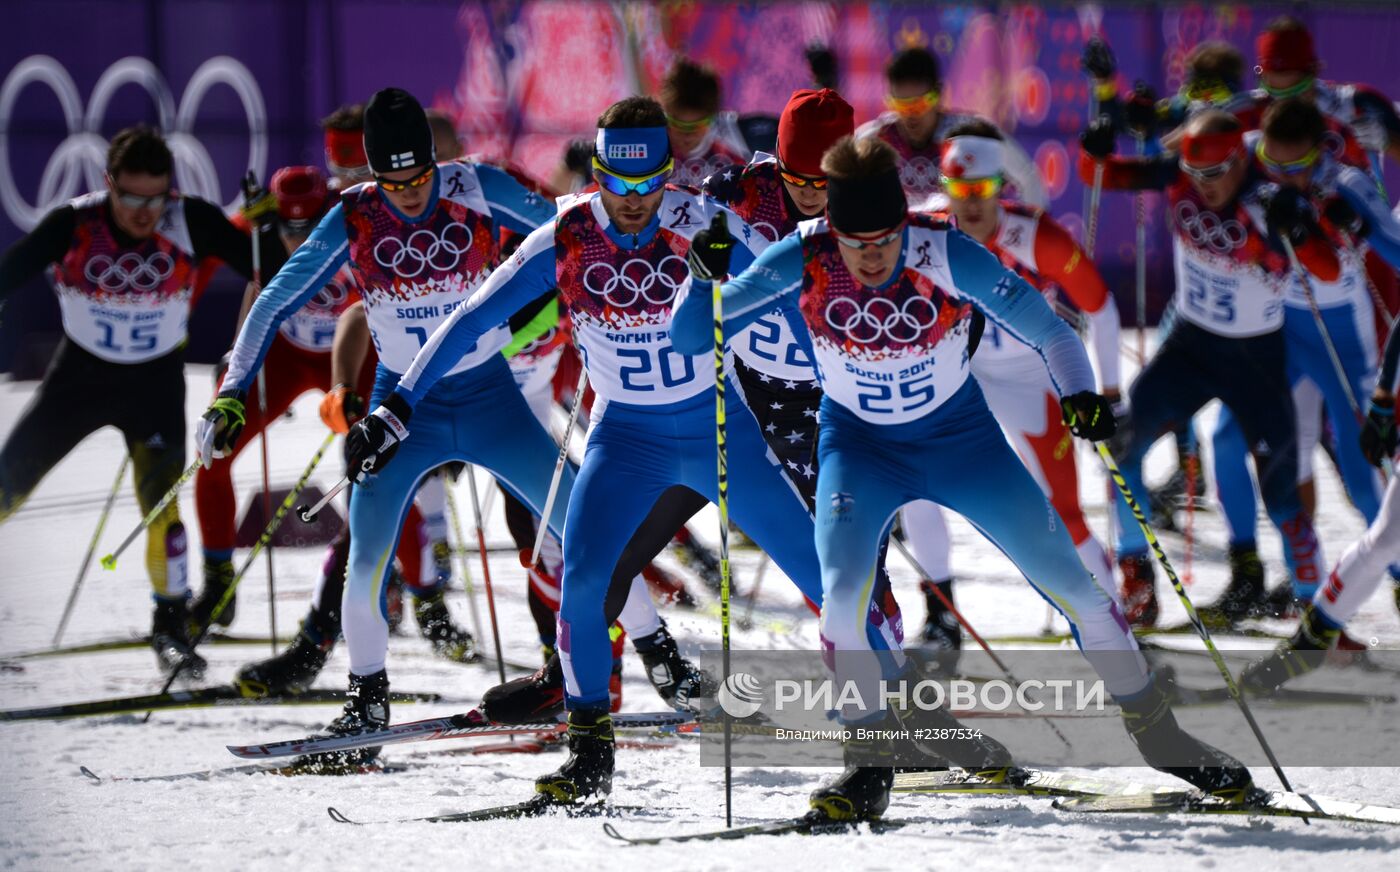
[1,55,266,231]
[750,219,780,243]
[582,255,688,308]
[824,294,940,345]
[898,156,941,194]
[307,277,351,311]
[83,251,175,292]
[1173,199,1246,255]
[373,222,475,279]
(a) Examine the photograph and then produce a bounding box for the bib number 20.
[619,347,695,392]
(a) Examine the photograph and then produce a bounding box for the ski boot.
[894,700,1015,778]
[809,712,899,822]
[535,709,614,805]
[1209,546,1266,626]
[632,622,717,709]
[672,530,724,591]
[152,595,207,680]
[292,670,390,772]
[1118,554,1159,627]
[235,621,333,697]
[1256,583,1303,620]
[918,578,962,672]
[1149,460,1206,529]
[1119,679,1255,800]
[413,588,476,662]
[1240,604,1340,692]
[481,654,566,723]
[189,558,236,631]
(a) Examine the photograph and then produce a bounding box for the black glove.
[687,213,737,281]
[806,43,838,90]
[1080,36,1116,80]
[345,394,412,483]
[1060,391,1117,442]
[1324,195,1369,239]
[1265,186,1320,247]
[240,172,278,232]
[1080,115,1117,160]
[1125,82,1159,137]
[196,389,247,468]
[1360,396,1397,468]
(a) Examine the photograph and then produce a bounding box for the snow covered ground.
[2,354,1398,871]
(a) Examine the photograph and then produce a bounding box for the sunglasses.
[778,165,828,190]
[666,113,714,133]
[327,155,373,182]
[1255,140,1320,177]
[1178,153,1239,181]
[833,223,905,250]
[942,175,1004,200]
[591,157,673,197]
[374,164,435,193]
[1181,77,1236,105]
[109,178,169,211]
[884,89,940,118]
[1260,74,1315,100]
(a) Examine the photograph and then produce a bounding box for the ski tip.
[79,766,102,784]
[601,822,627,842]
[326,807,353,824]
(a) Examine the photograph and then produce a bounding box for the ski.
[602,812,914,845]
[893,768,1183,798]
[327,795,644,824]
[0,686,444,722]
[79,760,419,783]
[228,710,693,759]
[1,633,290,662]
[1170,684,1395,707]
[1054,790,1400,825]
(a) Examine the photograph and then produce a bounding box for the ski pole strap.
[100,458,201,570]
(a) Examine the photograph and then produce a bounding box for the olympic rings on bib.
[83,251,176,292]
[582,255,688,308]
[373,222,474,279]
[1173,200,1247,255]
[824,294,940,345]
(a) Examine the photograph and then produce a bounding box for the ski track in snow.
[2,355,1399,871]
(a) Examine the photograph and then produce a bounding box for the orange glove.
[319,384,365,435]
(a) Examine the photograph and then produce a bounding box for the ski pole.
[465,465,507,686]
[100,459,201,571]
[1282,235,1394,479]
[1087,436,1298,796]
[1084,160,1105,259]
[296,462,365,524]
[246,172,278,655]
[443,479,485,641]
[146,431,336,719]
[54,454,129,645]
[530,365,588,568]
[889,534,1073,751]
[711,278,734,828]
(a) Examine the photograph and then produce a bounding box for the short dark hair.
[1183,108,1242,138]
[320,103,364,132]
[598,96,667,129]
[106,125,172,177]
[1186,42,1244,88]
[1265,14,1309,37]
[821,135,899,181]
[886,47,941,92]
[1262,97,1326,147]
[944,117,1003,141]
[659,59,721,116]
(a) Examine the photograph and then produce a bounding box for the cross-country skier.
[0,125,283,677]
[673,134,1253,820]
[658,58,749,190]
[856,46,1045,209]
[196,87,561,758]
[321,103,372,190]
[1079,109,1331,624]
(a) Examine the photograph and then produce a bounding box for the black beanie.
[826,166,907,234]
[363,87,435,174]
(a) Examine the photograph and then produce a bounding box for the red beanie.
[1256,26,1318,74]
[777,88,855,176]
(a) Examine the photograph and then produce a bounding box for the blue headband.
[595,126,671,176]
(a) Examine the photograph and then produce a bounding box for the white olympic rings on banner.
[1173,199,1246,255]
[83,250,175,292]
[582,255,688,308]
[824,294,939,344]
[373,223,475,279]
[0,54,266,231]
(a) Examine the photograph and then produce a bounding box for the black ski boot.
[895,701,1015,778]
[918,578,962,672]
[632,622,717,709]
[235,621,334,697]
[1118,554,1158,627]
[1212,546,1266,625]
[810,714,898,821]
[1240,604,1341,692]
[1119,680,1255,800]
[413,588,476,662]
[481,653,565,723]
[293,670,390,772]
[189,559,236,631]
[535,709,614,805]
[152,595,207,680]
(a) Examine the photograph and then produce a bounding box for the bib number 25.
[856,372,935,415]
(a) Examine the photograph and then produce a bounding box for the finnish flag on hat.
[363,87,436,175]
